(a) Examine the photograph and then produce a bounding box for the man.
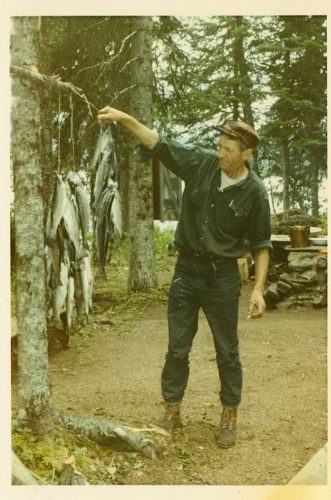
[97,106,272,448]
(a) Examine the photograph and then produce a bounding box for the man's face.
[218,135,247,175]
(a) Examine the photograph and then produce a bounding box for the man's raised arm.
[97,106,159,150]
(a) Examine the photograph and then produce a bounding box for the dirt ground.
[11,255,327,485]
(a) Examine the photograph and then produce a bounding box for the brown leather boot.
[216,407,237,448]
[156,403,183,431]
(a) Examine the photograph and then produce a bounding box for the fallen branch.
[61,415,156,459]
[125,424,170,437]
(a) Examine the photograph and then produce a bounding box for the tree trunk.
[281,137,290,212]
[310,156,319,217]
[233,16,260,175]
[127,17,158,291]
[111,17,133,234]
[11,16,56,432]
[38,18,56,271]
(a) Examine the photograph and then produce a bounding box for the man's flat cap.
[212,120,260,149]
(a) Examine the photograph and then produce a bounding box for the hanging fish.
[74,185,91,249]
[46,174,67,246]
[63,184,88,261]
[84,252,94,313]
[110,188,123,238]
[73,254,93,325]
[66,275,75,334]
[50,261,69,331]
[80,257,90,319]
[93,126,119,211]
[95,186,116,280]
[73,264,84,325]
[90,124,111,173]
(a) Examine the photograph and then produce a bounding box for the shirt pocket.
[215,198,248,237]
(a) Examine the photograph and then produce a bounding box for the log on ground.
[61,414,156,459]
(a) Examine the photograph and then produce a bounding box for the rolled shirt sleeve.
[247,194,273,254]
[139,135,206,182]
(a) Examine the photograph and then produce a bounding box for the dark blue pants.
[162,254,243,408]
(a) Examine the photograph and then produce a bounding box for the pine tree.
[127,17,158,291]
[11,16,56,432]
[259,16,327,215]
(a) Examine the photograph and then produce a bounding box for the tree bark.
[233,16,260,175]
[127,17,158,291]
[111,17,133,233]
[38,18,56,224]
[11,16,56,432]
[310,156,320,217]
[61,415,156,459]
[281,137,290,212]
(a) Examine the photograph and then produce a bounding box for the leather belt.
[179,252,234,265]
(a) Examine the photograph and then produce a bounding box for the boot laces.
[221,408,236,431]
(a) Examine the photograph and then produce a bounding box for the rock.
[291,282,305,292]
[276,280,292,295]
[301,269,319,282]
[264,283,281,303]
[317,256,327,269]
[288,253,317,272]
[279,273,293,284]
[313,289,327,308]
[276,300,292,311]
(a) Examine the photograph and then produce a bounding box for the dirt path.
[12,256,327,485]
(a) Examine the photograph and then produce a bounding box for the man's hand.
[97,105,159,149]
[97,106,127,124]
[247,289,266,319]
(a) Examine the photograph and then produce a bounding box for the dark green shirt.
[141,136,272,258]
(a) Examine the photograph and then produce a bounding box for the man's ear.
[243,148,253,161]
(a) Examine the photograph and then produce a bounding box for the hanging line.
[57,90,62,173]
[70,92,76,171]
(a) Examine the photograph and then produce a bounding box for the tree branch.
[119,57,140,74]
[113,84,137,102]
[10,65,98,115]
[76,31,138,79]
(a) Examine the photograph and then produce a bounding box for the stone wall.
[264,251,327,310]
